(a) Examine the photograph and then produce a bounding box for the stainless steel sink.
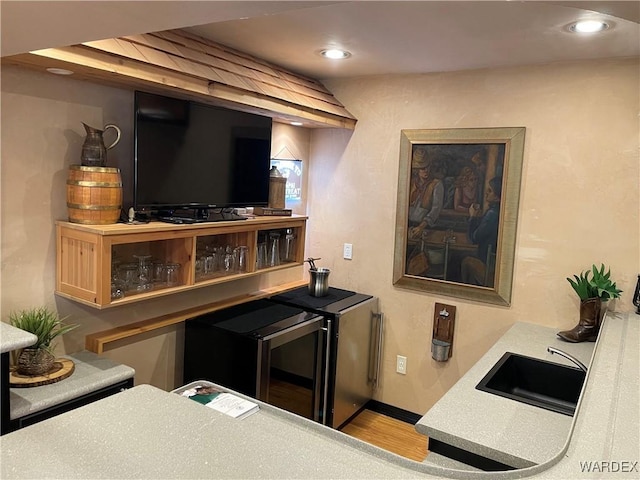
[475,352,586,416]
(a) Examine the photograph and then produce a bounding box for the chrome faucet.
[547,346,588,372]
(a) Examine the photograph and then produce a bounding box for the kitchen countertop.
[0,382,429,480]
[0,313,637,479]
[9,350,135,420]
[416,321,595,468]
[0,322,37,354]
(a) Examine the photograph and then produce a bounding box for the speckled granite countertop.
[1,383,430,480]
[0,314,637,479]
[416,322,595,468]
[10,350,135,420]
[0,322,37,354]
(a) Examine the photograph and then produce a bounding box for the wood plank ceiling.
[2,29,356,129]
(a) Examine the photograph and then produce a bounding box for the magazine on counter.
[181,385,259,420]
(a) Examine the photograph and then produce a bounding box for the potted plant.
[9,307,77,376]
[558,264,622,343]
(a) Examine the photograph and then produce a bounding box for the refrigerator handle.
[321,318,332,426]
[369,312,384,388]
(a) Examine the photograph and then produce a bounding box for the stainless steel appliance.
[270,286,382,428]
[183,288,382,429]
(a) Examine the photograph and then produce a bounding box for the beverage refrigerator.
[183,287,383,429]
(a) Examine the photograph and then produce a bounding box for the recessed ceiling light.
[46,67,74,75]
[290,121,303,126]
[320,49,351,60]
[568,20,610,33]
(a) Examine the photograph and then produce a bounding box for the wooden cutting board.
[9,358,75,388]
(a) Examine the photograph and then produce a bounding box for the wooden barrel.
[66,165,122,224]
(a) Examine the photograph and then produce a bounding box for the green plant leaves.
[8,307,77,352]
[567,272,592,300]
[567,264,622,301]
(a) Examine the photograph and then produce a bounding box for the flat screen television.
[134,90,272,220]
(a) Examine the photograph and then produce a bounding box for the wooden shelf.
[85,279,307,354]
[56,216,307,309]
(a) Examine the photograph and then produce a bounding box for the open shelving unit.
[56,215,307,309]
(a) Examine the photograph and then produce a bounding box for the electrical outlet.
[396,355,407,374]
[343,243,353,260]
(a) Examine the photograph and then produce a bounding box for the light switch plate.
[343,243,353,260]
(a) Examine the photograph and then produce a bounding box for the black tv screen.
[134,91,272,211]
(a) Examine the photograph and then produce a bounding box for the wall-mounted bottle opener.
[431,302,456,362]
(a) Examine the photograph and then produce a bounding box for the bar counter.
[1,312,637,479]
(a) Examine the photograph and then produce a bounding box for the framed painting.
[392,127,525,306]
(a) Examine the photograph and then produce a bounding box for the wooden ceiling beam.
[2,29,357,130]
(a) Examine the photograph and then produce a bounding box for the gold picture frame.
[393,127,525,306]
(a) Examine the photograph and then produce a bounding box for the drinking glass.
[119,263,139,293]
[282,228,296,263]
[195,256,205,280]
[235,246,248,273]
[204,246,219,276]
[268,232,281,267]
[256,242,267,269]
[110,259,125,300]
[222,245,236,273]
[152,261,166,285]
[165,263,181,287]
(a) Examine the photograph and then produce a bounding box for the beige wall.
[311,57,639,413]
[2,57,638,415]
[0,65,309,390]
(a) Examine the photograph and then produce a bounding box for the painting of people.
[393,128,525,306]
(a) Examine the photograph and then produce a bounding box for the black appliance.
[184,300,326,422]
[183,288,383,429]
[133,90,272,221]
[270,287,382,428]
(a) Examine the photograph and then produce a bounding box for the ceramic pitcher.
[81,122,121,167]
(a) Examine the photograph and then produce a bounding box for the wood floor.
[340,410,428,462]
[269,377,428,462]
[268,376,313,419]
